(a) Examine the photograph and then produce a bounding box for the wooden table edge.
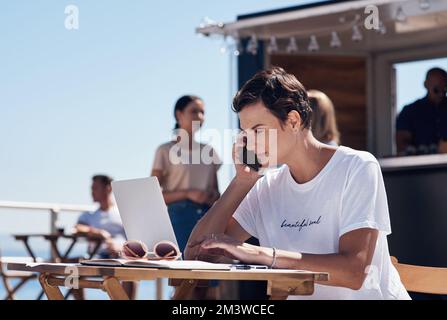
[7,262,328,281]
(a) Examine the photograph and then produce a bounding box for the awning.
[196,0,447,54]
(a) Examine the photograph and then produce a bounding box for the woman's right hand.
[232,133,262,186]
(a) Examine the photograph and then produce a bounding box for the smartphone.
[232,264,268,270]
[241,137,262,171]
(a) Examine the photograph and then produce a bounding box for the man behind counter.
[396,67,447,155]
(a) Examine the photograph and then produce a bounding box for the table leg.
[267,280,314,300]
[103,276,130,300]
[21,238,37,262]
[70,288,85,300]
[48,240,64,263]
[156,278,164,300]
[2,272,15,300]
[4,277,35,300]
[172,279,198,300]
[64,287,85,300]
[88,240,103,259]
[36,290,45,300]
[39,274,64,300]
[61,238,78,260]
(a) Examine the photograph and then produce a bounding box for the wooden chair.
[391,256,447,295]
[0,256,41,300]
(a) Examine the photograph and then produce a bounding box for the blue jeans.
[168,199,219,288]
[167,200,210,255]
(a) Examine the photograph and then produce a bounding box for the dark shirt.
[396,96,447,153]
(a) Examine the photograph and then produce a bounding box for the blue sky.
[0,0,446,234]
[0,0,315,233]
[396,58,447,112]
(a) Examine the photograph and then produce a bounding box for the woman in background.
[151,95,221,254]
[308,89,340,146]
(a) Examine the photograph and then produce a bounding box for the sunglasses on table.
[120,240,181,260]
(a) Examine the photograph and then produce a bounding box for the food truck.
[197,0,447,267]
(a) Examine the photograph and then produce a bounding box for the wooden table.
[7,262,329,300]
[12,233,104,300]
[14,233,104,263]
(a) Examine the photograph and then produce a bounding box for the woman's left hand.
[192,233,269,265]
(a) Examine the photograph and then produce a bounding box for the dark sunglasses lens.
[155,243,177,257]
[122,246,135,258]
[126,242,146,257]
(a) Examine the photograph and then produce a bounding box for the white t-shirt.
[233,146,410,300]
[78,206,126,256]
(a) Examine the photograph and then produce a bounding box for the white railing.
[0,200,165,300]
[0,200,95,234]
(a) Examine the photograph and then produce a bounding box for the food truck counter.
[379,154,447,267]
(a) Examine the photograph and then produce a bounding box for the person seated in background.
[396,67,447,156]
[75,174,136,299]
[75,174,125,258]
[308,89,340,146]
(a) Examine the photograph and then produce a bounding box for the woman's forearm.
[283,251,369,290]
[186,178,255,253]
[252,246,371,290]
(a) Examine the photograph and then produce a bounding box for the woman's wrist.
[242,243,275,266]
[261,247,276,267]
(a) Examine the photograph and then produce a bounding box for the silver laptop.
[111,177,179,252]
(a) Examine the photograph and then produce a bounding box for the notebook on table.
[80,259,232,270]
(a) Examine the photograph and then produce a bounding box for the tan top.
[152,141,221,192]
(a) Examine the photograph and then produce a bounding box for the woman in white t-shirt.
[186,68,410,300]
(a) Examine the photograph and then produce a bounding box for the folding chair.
[391,256,447,295]
[0,256,42,300]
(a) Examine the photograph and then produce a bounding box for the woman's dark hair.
[232,67,312,129]
[173,95,202,130]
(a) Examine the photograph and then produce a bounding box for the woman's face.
[238,101,296,168]
[176,99,205,133]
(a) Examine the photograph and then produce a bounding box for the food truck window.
[394,57,447,156]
